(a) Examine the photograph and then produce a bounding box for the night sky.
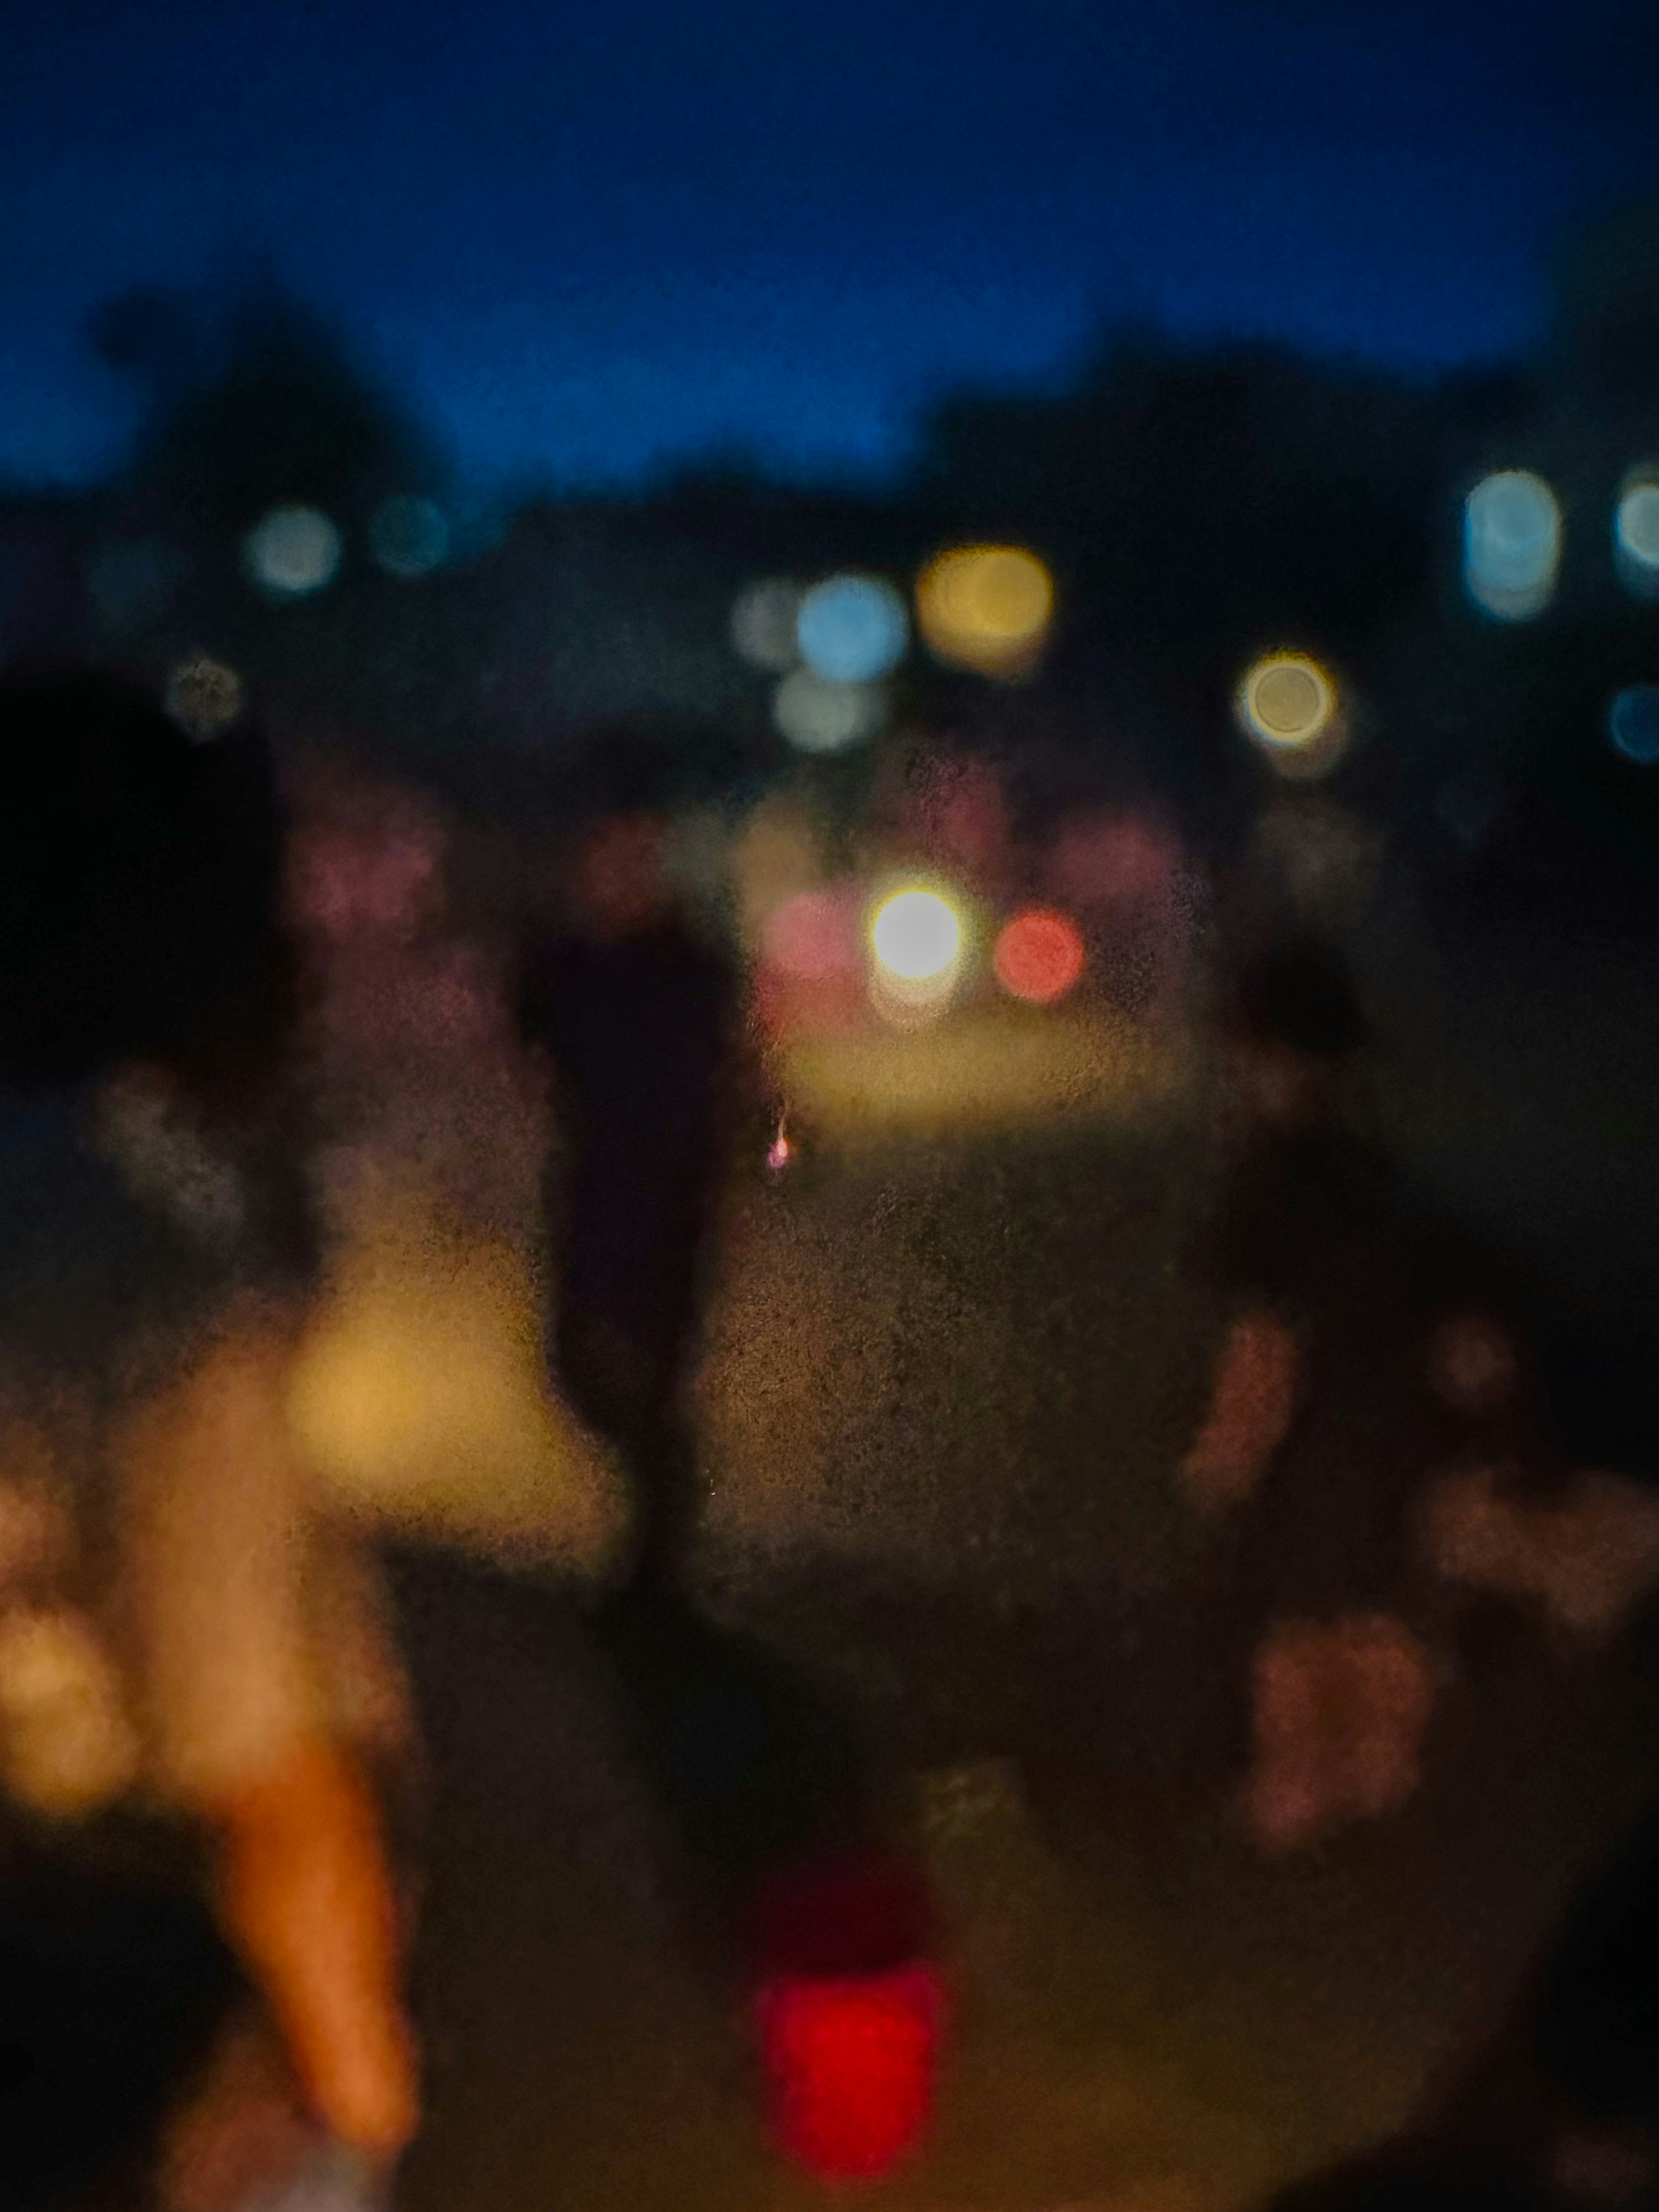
[5,0,1659,491]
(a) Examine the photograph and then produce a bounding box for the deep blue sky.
[4,0,1658,490]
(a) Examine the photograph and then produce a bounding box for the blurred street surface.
[337,976,1659,2212]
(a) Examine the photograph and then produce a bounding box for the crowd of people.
[0,666,1655,2211]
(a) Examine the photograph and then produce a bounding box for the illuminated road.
[340,1014,1657,2212]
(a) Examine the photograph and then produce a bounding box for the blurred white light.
[773,668,887,755]
[1615,478,1659,597]
[795,573,909,683]
[165,655,244,742]
[731,578,804,671]
[370,495,448,578]
[244,505,342,600]
[1463,470,1560,621]
[868,887,964,1027]
[871,890,961,982]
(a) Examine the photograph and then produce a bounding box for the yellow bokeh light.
[1236,652,1345,778]
[915,546,1054,677]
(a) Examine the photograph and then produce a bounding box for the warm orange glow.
[915,544,1054,676]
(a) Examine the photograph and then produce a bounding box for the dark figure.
[1182,938,1548,1852]
[516,739,764,1595]
[515,735,872,1896]
[515,740,934,2183]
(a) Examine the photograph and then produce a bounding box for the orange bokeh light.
[993,907,1085,1004]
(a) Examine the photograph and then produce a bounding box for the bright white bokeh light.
[1463,470,1561,621]
[871,890,962,982]
[772,668,887,754]
[244,505,342,600]
[370,496,449,578]
[1615,478,1659,597]
[795,574,909,683]
[731,578,804,671]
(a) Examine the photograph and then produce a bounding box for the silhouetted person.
[1183,939,1474,1849]
[516,728,765,1597]
[515,739,925,2158]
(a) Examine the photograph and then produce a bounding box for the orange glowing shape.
[915,545,1053,677]
[993,907,1085,1004]
[756,1962,944,2181]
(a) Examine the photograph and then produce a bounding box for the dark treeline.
[6,207,1659,934]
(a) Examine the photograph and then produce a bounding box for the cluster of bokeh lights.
[733,545,1056,756]
[732,572,907,755]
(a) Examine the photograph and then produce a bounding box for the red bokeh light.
[754,887,869,1041]
[993,907,1085,1004]
[747,1850,942,2183]
[756,1961,945,2182]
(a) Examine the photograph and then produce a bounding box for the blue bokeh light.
[1608,685,1659,765]
[796,574,909,684]
[1462,470,1560,622]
